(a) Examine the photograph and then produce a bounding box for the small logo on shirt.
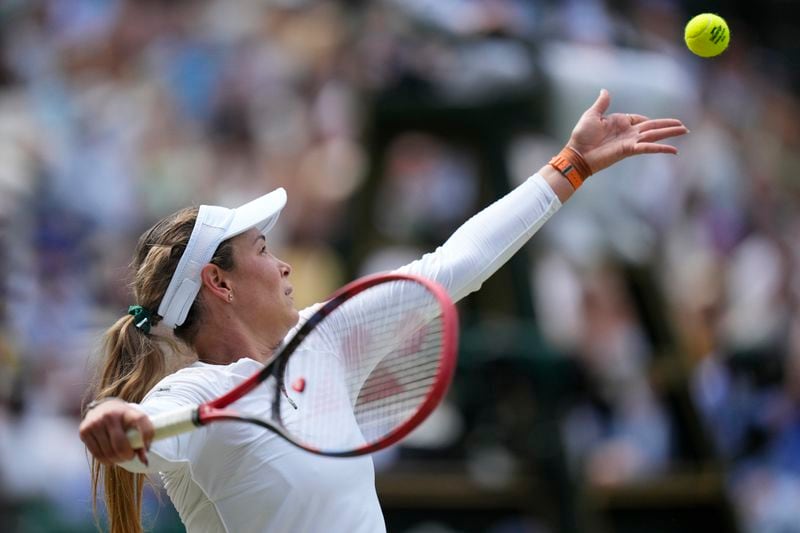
[291,378,306,393]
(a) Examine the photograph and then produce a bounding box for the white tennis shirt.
[120,174,560,532]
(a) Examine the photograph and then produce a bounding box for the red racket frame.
[193,272,459,456]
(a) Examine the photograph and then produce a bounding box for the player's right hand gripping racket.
[128,272,458,457]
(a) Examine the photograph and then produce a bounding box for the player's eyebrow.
[253,234,266,246]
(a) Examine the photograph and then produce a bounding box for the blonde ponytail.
[88,310,169,533]
[87,208,196,533]
[88,206,238,532]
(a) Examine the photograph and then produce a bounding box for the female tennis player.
[79,89,688,533]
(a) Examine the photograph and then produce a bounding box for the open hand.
[567,89,689,174]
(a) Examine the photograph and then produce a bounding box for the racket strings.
[284,280,447,451]
[347,288,444,443]
[350,357,441,408]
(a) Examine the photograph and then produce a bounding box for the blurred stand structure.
[0,0,799,532]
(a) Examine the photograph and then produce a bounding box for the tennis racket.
[128,272,458,457]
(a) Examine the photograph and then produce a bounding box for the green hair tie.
[128,305,153,334]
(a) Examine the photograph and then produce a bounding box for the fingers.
[637,118,686,132]
[79,401,152,466]
[80,416,113,463]
[633,143,679,155]
[588,88,611,116]
[84,431,114,465]
[108,421,136,463]
[124,410,155,453]
[84,419,124,464]
[87,412,135,463]
[136,448,150,467]
[638,125,690,143]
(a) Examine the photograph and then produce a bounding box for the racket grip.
[127,406,199,448]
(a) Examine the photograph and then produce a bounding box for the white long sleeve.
[120,358,384,533]
[395,173,561,302]
[115,173,560,533]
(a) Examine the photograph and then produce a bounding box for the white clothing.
[120,173,560,532]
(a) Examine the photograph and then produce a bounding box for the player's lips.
[285,287,293,297]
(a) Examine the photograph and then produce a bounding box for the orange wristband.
[548,147,593,190]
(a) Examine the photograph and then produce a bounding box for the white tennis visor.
[158,188,287,329]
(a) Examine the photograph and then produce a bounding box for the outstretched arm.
[542,88,688,202]
[397,89,688,301]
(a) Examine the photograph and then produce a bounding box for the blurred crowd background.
[0,0,798,532]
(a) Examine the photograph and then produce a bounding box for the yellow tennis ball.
[684,13,730,58]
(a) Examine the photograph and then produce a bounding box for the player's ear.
[200,263,232,303]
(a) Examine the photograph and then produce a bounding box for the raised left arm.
[396,89,689,301]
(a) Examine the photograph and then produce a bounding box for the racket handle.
[127,406,199,448]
